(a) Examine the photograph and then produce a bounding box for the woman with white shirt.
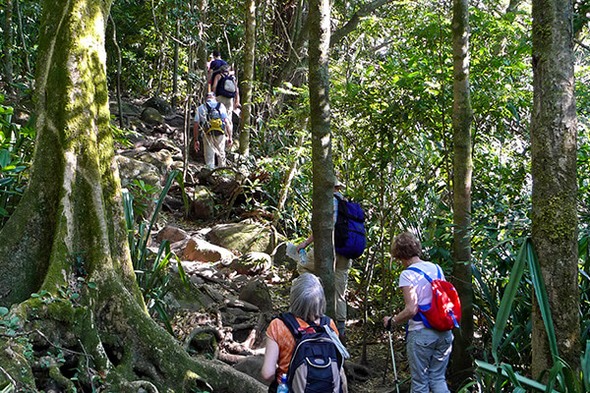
[383,232,453,393]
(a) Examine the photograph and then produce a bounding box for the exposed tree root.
[0,275,267,392]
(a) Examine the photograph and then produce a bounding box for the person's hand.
[226,136,232,146]
[383,315,396,331]
[194,140,200,152]
[296,243,306,252]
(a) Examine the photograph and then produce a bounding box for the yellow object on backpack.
[208,118,223,133]
[205,102,224,135]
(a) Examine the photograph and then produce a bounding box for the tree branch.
[331,0,390,46]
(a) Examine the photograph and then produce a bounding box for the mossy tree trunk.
[450,0,474,385]
[308,0,336,318]
[239,0,256,156]
[530,0,580,377]
[0,1,266,392]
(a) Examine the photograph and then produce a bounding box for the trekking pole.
[388,330,400,393]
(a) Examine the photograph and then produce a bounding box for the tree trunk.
[0,1,266,391]
[110,15,125,129]
[308,0,336,318]
[449,0,474,386]
[239,0,257,156]
[531,0,580,377]
[3,0,14,95]
[196,0,209,95]
[15,0,32,76]
[172,18,180,108]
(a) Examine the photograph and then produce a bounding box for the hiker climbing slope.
[297,179,366,341]
[194,92,232,169]
[207,50,228,91]
[212,64,240,136]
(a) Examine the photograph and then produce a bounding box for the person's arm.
[225,116,232,145]
[261,337,279,382]
[383,285,418,329]
[234,84,241,107]
[297,234,314,251]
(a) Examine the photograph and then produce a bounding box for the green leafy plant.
[473,238,589,392]
[0,96,35,228]
[123,169,189,333]
[127,178,160,220]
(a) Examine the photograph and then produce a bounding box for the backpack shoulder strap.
[318,315,351,361]
[334,193,347,217]
[435,264,443,280]
[278,312,301,339]
[334,193,345,202]
[319,315,332,330]
[215,102,221,111]
[406,266,433,283]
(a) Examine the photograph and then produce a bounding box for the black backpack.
[215,72,237,98]
[278,312,345,393]
[334,194,367,259]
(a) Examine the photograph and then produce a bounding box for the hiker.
[211,64,240,135]
[261,273,348,393]
[383,231,453,393]
[207,50,227,90]
[193,92,232,169]
[296,179,352,340]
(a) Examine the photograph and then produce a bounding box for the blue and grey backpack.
[334,194,367,259]
[215,72,237,98]
[278,312,346,393]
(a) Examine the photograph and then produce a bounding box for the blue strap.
[278,312,301,339]
[406,264,442,282]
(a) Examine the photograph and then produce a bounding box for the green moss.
[46,299,76,323]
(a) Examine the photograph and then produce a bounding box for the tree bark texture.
[0,1,266,391]
[450,0,474,385]
[239,0,257,156]
[308,0,336,318]
[2,0,14,95]
[531,0,580,377]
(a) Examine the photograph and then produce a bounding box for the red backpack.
[407,265,462,331]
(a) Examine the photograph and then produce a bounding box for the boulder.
[148,138,183,156]
[189,186,216,220]
[116,155,162,189]
[182,237,236,265]
[144,96,172,115]
[230,252,272,275]
[156,225,189,244]
[238,279,274,313]
[207,221,275,254]
[133,149,174,174]
[140,107,164,125]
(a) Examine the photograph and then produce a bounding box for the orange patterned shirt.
[266,315,339,383]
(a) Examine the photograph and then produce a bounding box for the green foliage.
[106,0,245,98]
[0,306,20,337]
[472,238,589,392]
[0,95,35,228]
[0,0,40,87]
[123,170,189,334]
[127,178,160,220]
